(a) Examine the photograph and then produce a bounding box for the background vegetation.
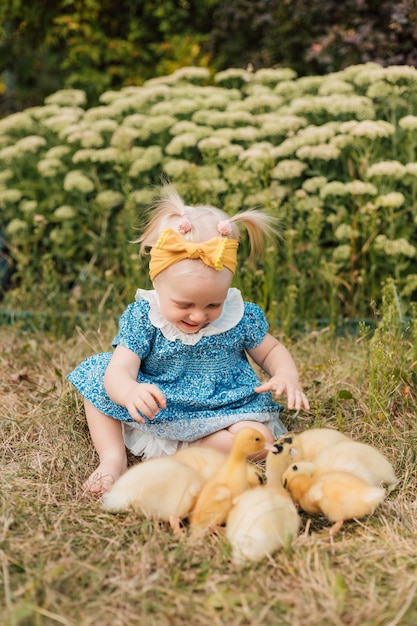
[2,1,417,332]
[1,62,417,333]
[1,0,417,113]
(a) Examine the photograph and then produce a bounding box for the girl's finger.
[254,383,270,393]
[146,384,167,408]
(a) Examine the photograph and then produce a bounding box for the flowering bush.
[1,63,417,331]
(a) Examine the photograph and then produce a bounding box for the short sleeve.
[241,302,269,349]
[112,301,156,358]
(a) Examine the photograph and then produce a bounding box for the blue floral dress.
[67,288,286,458]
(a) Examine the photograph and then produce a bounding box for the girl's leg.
[198,420,274,460]
[197,428,234,455]
[83,399,127,494]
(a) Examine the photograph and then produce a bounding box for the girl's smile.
[178,319,208,332]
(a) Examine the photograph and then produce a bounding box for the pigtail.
[135,186,187,255]
[228,210,280,258]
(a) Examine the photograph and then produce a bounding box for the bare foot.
[83,457,127,494]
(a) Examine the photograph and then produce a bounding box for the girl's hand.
[255,375,310,411]
[123,383,167,422]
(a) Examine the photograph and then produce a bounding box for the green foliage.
[2,63,417,332]
[207,0,278,70]
[0,0,214,110]
[366,278,416,420]
[1,1,417,112]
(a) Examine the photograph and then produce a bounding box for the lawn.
[1,313,416,626]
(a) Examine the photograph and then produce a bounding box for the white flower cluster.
[1,62,417,319]
[374,235,416,257]
[63,170,95,193]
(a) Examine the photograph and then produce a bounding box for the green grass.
[1,315,417,626]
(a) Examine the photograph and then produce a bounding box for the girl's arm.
[104,345,166,422]
[248,333,310,411]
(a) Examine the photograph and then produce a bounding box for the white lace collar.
[135,287,244,345]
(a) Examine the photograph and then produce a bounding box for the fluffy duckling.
[264,439,298,484]
[189,428,275,533]
[313,440,398,487]
[173,446,262,487]
[102,456,203,533]
[226,443,300,564]
[276,428,351,462]
[282,461,386,535]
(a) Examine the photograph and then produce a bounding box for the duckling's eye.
[255,436,261,442]
[292,464,298,471]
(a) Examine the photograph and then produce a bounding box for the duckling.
[264,439,298,484]
[189,428,275,533]
[226,443,300,563]
[173,446,262,487]
[102,456,203,533]
[282,461,386,535]
[313,440,398,487]
[276,428,352,463]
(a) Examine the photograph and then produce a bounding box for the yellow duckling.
[226,443,300,564]
[263,438,299,483]
[276,428,351,462]
[102,456,203,533]
[173,446,262,487]
[282,461,386,535]
[189,428,275,533]
[313,439,398,487]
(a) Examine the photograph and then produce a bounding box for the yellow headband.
[149,228,239,280]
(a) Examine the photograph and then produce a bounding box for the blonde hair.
[135,185,279,258]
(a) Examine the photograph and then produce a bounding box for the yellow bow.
[149,228,239,280]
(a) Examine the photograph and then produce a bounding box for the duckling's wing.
[174,447,226,480]
[190,482,233,528]
[302,481,326,514]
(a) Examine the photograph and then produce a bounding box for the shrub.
[1,63,417,332]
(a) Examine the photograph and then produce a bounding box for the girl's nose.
[189,309,206,322]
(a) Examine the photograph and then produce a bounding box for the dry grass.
[1,320,417,626]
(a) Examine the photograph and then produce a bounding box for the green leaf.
[337,390,354,400]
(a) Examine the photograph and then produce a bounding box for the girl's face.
[154,260,233,334]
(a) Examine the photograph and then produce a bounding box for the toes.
[83,473,114,494]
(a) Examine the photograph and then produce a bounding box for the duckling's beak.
[264,442,278,453]
[271,443,283,454]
